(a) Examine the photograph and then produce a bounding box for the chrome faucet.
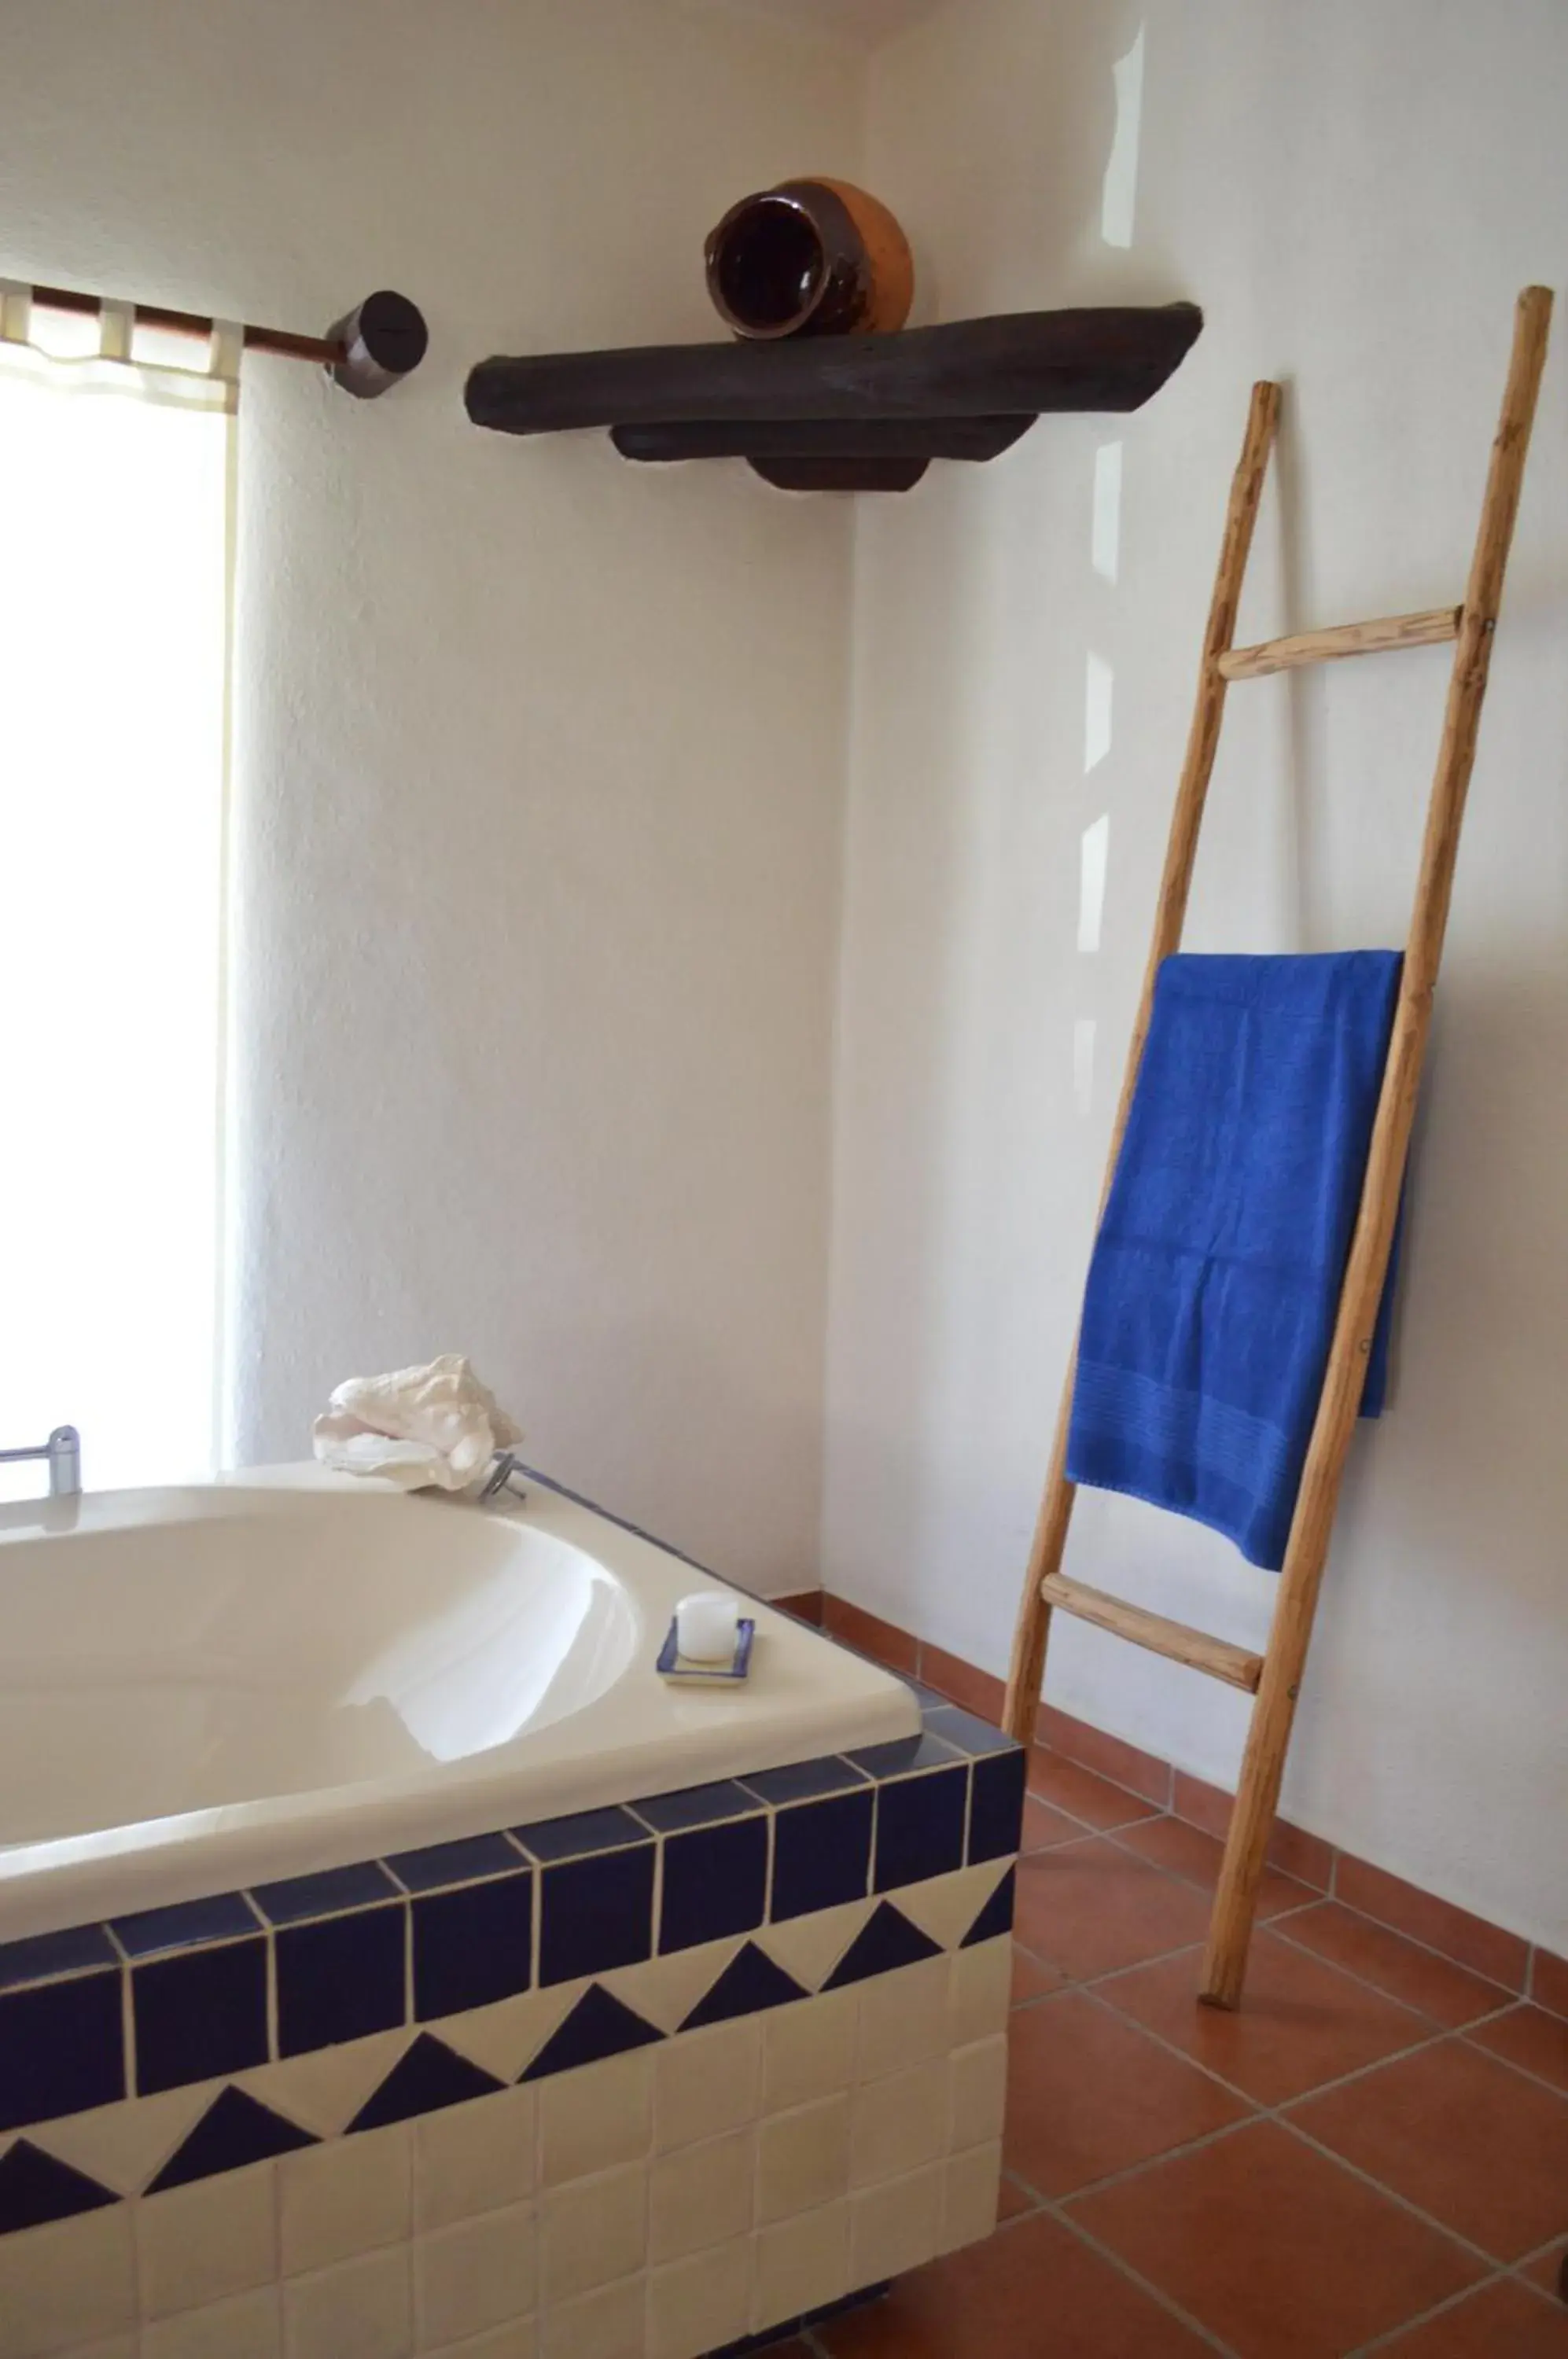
[0,1424,81,1498]
[479,1450,527,1506]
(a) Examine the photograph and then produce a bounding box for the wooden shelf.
[465,303,1203,491]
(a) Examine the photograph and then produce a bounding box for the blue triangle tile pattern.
[0,2140,116,2234]
[824,1901,943,1987]
[149,2085,317,2190]
[961,1866,1015,1948]
[681,1943,807,2029]
[350,2033,504,2130]
[522,1984,663,2080]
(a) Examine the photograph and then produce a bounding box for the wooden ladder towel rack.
[1002,285,1554,2009]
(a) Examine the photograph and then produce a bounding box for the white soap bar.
[675,1591,741,1662]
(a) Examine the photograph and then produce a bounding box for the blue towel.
[1066,951,1404,1571]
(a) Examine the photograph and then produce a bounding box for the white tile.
[601,1939,740,2037]
[0,2206,136,2359]
[754,1899,872,1993]
[948,2037,1007,2152]
[896,1861,1010,1955]
[436,1989,576,2087]
[940,2140,1002,2254]
[137,2162,278,2320]
[414,2201,536,2346]
[647,2237,750,2359]
[848,2163,943,2286]
[28,2083,215,2197]
[750,2201,850,2333]
[141,2286,282,2359]
[755,2096,849,2226]
[282,2244,412,2359]
[651,2018,760,2154]
[850,2057,947,2187]
[855,1956,950,2082]
[279,2122,411,2276]
[420,2324,536,2359]
[414,2085,537,2232]
[422,2324,536,2359]
[239,2034,411,2143]
[648,2125,754,2264]
[539,2050,653,2188]
[948,1935,1012,2048]
[539,2165,646,2306]
[760,1989,857,2113]
[540,2272,644,2359]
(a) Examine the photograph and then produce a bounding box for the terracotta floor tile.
[1533,1949,1568,2022]
[1273,1901,1517,2029]
[1375,2277,1568,2355]
[1012,1943,1067,2005]
[1003,1988,1251,2196]
[1111,1814,1316,1921]
[918,1642,1005,1724]
[1520,2238,1567,2296]
[1021,1793,1093,1850]
[1036,1705,1173,1807]
[1467,2003,1568,2095]
[1170,1770,1335,1890]
[1334,1854,1530,1992]
[1026,1750,1164,1831]
[819,1595,918,1676]
[1014,1838,1213,1982]
[1098,1924,1431,2104]
[1292,2037,1568,2260]
[996,2170,1040,2221]
[815,2210,1214,2357]
[1068,2118,1482,2359]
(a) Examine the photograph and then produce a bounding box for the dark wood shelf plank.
[609,416,1034,465]
[466,304,1202,437]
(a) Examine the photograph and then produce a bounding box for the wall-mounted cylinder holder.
[326,289,429,398]
[704,178,913,341]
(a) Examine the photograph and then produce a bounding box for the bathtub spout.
[479,1451,528,1506]
[0,1423,81,1499]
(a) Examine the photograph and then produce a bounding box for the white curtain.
[0,291,237,1496]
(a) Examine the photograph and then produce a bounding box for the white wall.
[0,0,861,1592]
[825,0,1568,1947]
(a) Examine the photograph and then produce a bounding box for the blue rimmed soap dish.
[657,1617,756,1683]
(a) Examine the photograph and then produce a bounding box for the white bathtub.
[0,1464,915,1941]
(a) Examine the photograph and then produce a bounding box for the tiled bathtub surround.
[0,1705,1022,2358]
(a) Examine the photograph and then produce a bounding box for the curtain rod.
[17,281,428,399]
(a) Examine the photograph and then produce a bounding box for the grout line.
[1343,2269,1515,2355]
[1452,2020,1568,2109]
[992,2161,1240,2357]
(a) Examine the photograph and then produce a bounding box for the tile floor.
[751,1745,1568,2358]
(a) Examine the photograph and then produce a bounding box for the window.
[0,300,235,1496]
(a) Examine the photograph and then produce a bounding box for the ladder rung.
[1216,604,1462,681]
[1042,1573,1264,1692]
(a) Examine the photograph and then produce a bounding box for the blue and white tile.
[27,2081,218,2198]
[0,2203,137,2353]
[600,1936,743,2035]
[234,2029,410,2142]
[893,1860,1011,1955]
[754,1897,874,1994]
[433,1981,587,2088]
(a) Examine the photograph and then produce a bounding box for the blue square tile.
[873,1764,970,1891]
[770,1790,874,1921]
[0,1924,118,1993]
[968,1746,1027,1864]
[738,1757,868,1807]
[252,1862,400,1926]
[133,1940,269,2094]
[538,1846,655,1986]
[512,1807,650,1864]
[110,1893,261,1960]
[386,1834,525,1893]
[923,1704,1018,1757]
[411,1873,534,2018]
[277,1904,407,2055]
[630,1782,758,1834]
[661,1817,768,1952]
[0,1973,124,2131]
[848,1732,962,1780]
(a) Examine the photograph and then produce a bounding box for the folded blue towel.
[1066,951,1404,1570]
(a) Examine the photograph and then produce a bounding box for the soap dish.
[657,1616,756,1683]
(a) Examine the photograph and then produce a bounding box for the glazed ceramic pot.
[704,177,914,340]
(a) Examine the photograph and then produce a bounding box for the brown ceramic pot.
[704,178,914,340]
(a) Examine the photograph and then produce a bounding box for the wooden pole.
[1201,285,1554,2009]
[1002,380,1282,1744]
